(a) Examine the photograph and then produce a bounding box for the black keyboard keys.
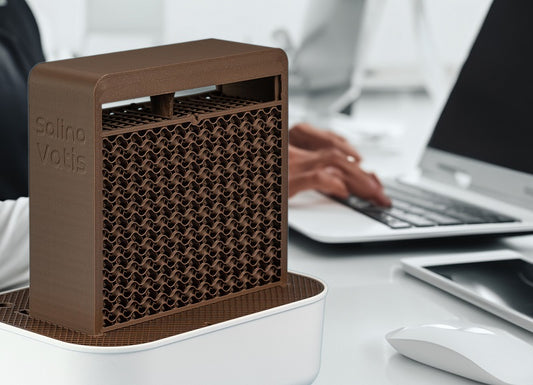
[339,181,519,230]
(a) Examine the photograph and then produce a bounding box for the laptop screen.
[427,1,533,176]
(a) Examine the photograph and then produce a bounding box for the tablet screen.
[427,259,533,317]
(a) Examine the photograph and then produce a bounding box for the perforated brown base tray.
[0,273,322,347]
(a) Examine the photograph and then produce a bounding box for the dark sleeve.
[0,0,45,200]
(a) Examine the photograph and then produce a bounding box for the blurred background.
[27,0,490,93]
[24,0,493,175]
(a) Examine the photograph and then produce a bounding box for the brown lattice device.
[27,39,290,335]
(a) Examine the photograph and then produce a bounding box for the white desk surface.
[287,91,533,384]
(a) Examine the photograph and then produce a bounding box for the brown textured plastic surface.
[102,97,283,329]
[29,39,289,335]
[0,273,322,347]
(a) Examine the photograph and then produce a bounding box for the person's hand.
[289,122,363,163]
[288,122,391,206]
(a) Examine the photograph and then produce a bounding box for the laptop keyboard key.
[345,195,374,210]
[417,211,463,226]
[393,212,436,227]
[390,199,412,211]
[482,214,517,223]
[444,210,487,224]
[360,209,411,229]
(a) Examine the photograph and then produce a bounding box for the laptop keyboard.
[340,181,519,229]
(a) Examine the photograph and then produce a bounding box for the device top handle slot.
[101,77,280,133]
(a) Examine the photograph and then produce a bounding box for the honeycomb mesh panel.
[0,274,323,347]
[101,104,283,329]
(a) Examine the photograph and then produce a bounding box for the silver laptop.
[289,1,533,243]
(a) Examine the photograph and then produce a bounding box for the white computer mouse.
[386,321,533,385]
